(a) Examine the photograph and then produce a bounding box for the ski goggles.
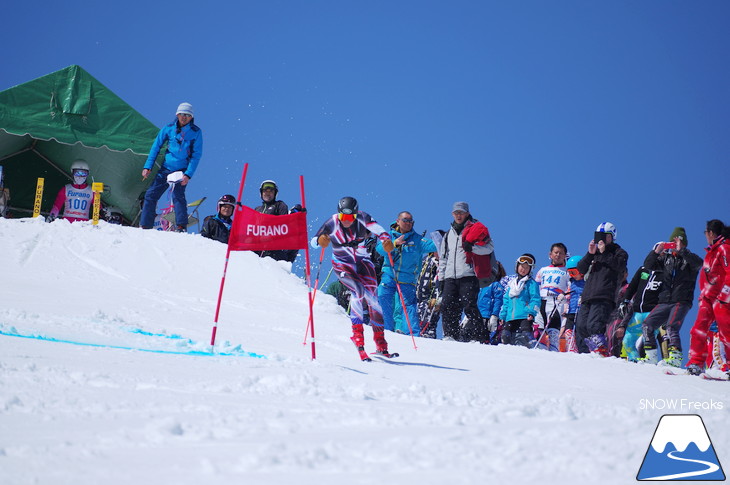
[516,255,535,266]
[261,184,276,191]
[338,212,357,222]
[567,268,582,278]
[73,170,89,177]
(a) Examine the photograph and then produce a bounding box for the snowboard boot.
[637,348,659,365]
[661,346,684,368]
[584,334,610,357]
[351,323,365,348]
[501,328,512,345]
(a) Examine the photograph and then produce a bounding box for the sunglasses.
[338,213,357,222]
[178,113,192,118]
[73,170,89,177]
[400,218,414,223]
[516,256,535,266]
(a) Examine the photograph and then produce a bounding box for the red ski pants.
[688,299,730,367]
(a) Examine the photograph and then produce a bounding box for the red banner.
[228,205,308,251]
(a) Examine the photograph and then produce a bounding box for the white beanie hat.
[176,102,194,116]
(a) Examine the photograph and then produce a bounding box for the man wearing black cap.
[437,201,495,342]
[639,227,702,368]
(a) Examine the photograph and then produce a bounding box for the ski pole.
[302,247,326,345]
[386,251,418,350]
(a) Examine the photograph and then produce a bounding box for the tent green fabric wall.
[0,65,164,223]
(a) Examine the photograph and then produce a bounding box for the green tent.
[0,65,164,223]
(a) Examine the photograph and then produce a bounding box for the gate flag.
[228,205,308,251]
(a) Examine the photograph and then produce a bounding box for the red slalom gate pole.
[300,175,316,360]
[386,251,418,351]
[210,162,249,347]
[302,247,326,345]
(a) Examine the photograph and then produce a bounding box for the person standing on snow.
[140,102,203,232]
[686,220,730,376]
[49,160,96,222]
[575,222,629,356]
[253,180,300,263]
[313,196,395,360]
[438,201,495,342]
[639,227,702,368]
[201,194,236,244]
[376,211,437,336]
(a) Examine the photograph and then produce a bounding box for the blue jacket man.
[376,211,437,334]
[140,102,203,231]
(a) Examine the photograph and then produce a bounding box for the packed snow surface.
[2,217,729,484]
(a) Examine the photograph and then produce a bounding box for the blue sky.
[2,1,728,347]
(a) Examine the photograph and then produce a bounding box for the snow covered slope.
[1,217,729,485]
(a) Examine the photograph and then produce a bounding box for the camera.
[663,242,677,250]
[594,231,607,244]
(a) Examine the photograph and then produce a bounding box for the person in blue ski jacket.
[376,211,437,335]
[140,102,203,231]
[499,254,541,347]
[477,261,507,344]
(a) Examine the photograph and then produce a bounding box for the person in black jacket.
[200,194,236,244]
[254,180,299,263]
[639,227,703,367]
[575,222,629,355]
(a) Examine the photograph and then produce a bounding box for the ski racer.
[49,160,96,222]
[313,196,395,360]
[534,243,570,351]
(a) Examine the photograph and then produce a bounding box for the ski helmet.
[70,160,90,174]
[515,253,536,273]
[218,194,236,211]
[337,196,358,215]
[566,255,582,269]
[596,222,617,240]
[259,180,278,198]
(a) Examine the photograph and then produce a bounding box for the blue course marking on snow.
[0,328,266,359]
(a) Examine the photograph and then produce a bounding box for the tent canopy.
[0,65,164,223]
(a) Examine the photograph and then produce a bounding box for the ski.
[663,368,688,376]
[371,351,399,358]
[701,373,729,382]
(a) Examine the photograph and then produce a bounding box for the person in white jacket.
[438,201,494,342]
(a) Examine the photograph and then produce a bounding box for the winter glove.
[462,240,473,252]
[46,214,56,223]
[289,204,306,214]
[488,315,499,332]
[382,239,395,253]
[317,234,331,248]
[617,300,631,319]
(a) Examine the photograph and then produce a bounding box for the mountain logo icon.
[637,414,726,481]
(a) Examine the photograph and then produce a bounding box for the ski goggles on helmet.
[261,183,277,191]
[338,212,357,222]
[73,169,89,177]
[516,255,535,266]
[567,268,582,278]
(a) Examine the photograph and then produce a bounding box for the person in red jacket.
[686,219,730,375]
[49,160,96,222]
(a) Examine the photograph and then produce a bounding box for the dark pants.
[576,299,614,353]
[140,169,188,228]
[441,277,483,341]
[642,302,691,351]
